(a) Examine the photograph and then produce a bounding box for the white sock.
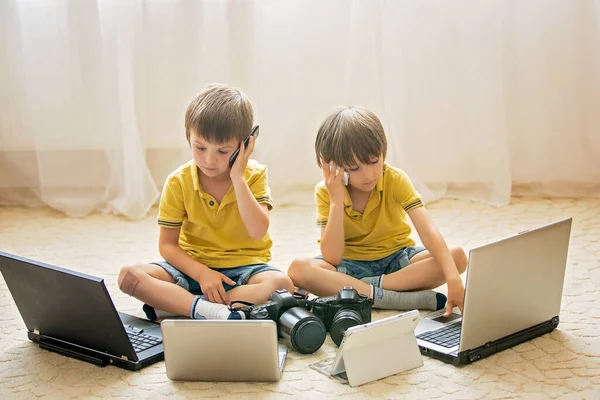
[191,296,245,320]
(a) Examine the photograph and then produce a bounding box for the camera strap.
[227,300,255,313]
[227,296,320,313]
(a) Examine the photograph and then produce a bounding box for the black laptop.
[0,251,163,371]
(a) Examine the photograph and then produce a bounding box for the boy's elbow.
[158,247,168,260]
[248,218,269,240]
[321,249,342,266]
[249,227,269,241]
[158,243,167,258]
[159,242,177,260]
[326,256,342,267]
[250,232,265,241]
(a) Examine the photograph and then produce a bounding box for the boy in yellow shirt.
[118,84,293,320]
[288,106,467,317]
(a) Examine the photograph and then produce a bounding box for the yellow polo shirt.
[315,163,423,261]
[158,159,273,268]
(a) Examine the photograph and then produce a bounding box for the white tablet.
[330,310,423,387]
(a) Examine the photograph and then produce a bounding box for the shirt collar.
[190,162,211,198]
[190,161,240,205]
[376,165,385,192]
[190,162,201,191]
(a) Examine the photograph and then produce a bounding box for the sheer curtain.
[1,0,599,219]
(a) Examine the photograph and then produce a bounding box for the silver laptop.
[330,310,423,387]
[161,319,287,381]
[416,218,572,365]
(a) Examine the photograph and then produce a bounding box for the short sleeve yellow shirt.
[315,163,423,261]
[158,159,273,268]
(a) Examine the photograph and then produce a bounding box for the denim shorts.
[316,246,426,280]
[151,261,280,295]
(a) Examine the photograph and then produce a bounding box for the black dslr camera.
[311,287,373,346]
[236,289,327,354]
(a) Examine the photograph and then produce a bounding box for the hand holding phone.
[229,125,259,168]
[320,160,347,204]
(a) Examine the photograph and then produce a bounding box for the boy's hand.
[230,136,256,181]
[321,160,345,205]
[196,268,236,305]
[444,278,465,317]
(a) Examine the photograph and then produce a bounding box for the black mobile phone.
[229,125,259,168]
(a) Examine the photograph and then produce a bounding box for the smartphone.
[229,125,259,168]
[335,166,349,186]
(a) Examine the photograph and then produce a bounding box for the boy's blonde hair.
[185,84,253,144]
[315,106,387,168]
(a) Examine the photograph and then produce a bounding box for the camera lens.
[278,307,326,354]
[329,308,363,347]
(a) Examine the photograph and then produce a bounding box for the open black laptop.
[415,218,571,365]
[0,251,163,371]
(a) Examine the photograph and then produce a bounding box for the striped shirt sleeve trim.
[256,197,274,210]
[316,221,328,227]
[404,199,423,212]
[255,197,273,204]
[157,220,183,227]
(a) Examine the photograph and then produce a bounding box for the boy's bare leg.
[379,247,468,291]
[287,258,372,297]
[118,263,195,316]
[226,271,296,304]
[288,257,447,311]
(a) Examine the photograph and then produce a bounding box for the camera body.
[311,287,373,346]
[241,289,326,354]
[245,289,307,321]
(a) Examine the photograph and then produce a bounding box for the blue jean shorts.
[317,246,426,280]
[151,261,280,296]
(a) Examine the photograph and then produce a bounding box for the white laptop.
[160,319,287,381]
[330,310,423,387]
[416,218,572,365]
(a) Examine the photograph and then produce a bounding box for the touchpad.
[432,313,462,324]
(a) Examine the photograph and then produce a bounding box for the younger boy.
[118,84,294,320]
[287,106,467,317]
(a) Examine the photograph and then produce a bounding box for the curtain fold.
[1,0,599,219]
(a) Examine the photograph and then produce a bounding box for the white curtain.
[1,0,599,219]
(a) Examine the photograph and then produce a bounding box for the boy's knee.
[287,257,312,283]
[253,273,294,299]
[451,247,468,274]
[118,264,145,296]
[271,273,295,293]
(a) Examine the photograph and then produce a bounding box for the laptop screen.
[460,218,571,351]
[0,251,136,360]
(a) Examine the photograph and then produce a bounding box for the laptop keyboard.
[417,323,462,348]
[126,330,162,353]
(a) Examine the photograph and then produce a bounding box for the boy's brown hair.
[185,84,253,144]
[315,106,387,168]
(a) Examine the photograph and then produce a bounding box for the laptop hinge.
[38,336,108,367]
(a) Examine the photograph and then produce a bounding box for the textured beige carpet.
[1,198,599,399]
